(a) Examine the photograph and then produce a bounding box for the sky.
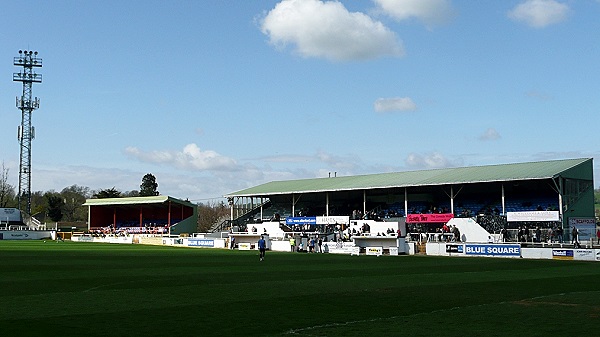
[0,0,599,203]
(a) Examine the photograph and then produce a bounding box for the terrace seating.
[503,196,558,212]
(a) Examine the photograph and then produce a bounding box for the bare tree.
[0,162,16,207]
[61,185,91,222]
[197,200,229,232]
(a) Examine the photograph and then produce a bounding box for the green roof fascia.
[83,195,195,207]
[225,158,592,197]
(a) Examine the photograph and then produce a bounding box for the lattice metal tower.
[13,50,42,215]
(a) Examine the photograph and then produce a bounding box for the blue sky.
[0,0,598,202]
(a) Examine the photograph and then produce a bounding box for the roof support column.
[326,192,329,216]
[558,178,564,227]
[501,184,506,215]
[404,188,408,217]
[168,200,172,227]
[260,197,263,220]
[445,185,463,216]
[113,208,117,229]
[363,190,366,215]
[550,177,565,229]
[139,206,143,228]
[87,205,91,230]
[292,194,295,217]
[450,186,454,215]
[228,197,234,222]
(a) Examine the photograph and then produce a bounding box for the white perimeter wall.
[0,231,55,240]
[426,242,600,261]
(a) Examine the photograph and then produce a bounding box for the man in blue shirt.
[258,236,266,261]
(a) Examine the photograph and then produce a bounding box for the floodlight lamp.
[19,50,22,54]
[34,51,38,55]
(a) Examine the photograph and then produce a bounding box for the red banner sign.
[406,213,454,223]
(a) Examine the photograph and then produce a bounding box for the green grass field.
[1,241,599,337]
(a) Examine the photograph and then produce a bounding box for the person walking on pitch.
[258,236,266,261]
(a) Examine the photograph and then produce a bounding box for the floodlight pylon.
[13,50,42,215]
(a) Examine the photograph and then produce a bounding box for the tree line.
[1,164,227,232]
[0,165,160,223]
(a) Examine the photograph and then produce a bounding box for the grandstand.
[82,195,198,236]
[225,158,595,240]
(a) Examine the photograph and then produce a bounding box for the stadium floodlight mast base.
[13,50,42,215]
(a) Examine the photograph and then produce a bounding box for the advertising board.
[464,244,521,257]
[573,249,595,261]
[507,211,559,222]
[286,216,349,225]
[552,249,573,260]
[568,218,596,241]
[0,208,22,224]
[406,213,454,223]
[366,247,383,256]
[188,238,215,247]
[285,217,316,225]
[316,216,349,225]
[446,244,464,253]
[324,241,357,255]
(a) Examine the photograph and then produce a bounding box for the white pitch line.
[284,291,597,335]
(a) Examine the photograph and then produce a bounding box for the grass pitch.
[1,241,599,336]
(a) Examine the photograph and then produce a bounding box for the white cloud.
[478,128,501,141]
[257,151,362,174]
[32,164,245,202]
[374,97,417,112]
[261,0,403,61]
[508,0,570,28]
[124,143,238,171]
[33,165,144,195]
[405,152,455,169]
[316,150,362,172]
[373,0,456,26]
[525,90,553,101]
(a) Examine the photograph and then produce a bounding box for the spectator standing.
[452,226,461,242]
[289,236,296,252]
[571,226,579,248]
[557,227,564,243]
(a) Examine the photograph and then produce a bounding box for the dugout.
[225,158,595,235]
[83,196,198,235]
